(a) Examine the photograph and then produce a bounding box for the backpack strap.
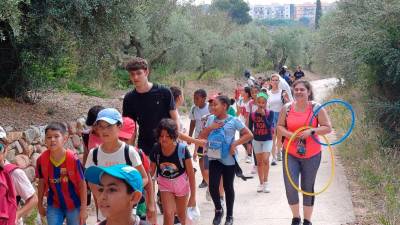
[177,143,187,169]
[124,144,133,166]
[3,163,19,174]
[93,147,99,166]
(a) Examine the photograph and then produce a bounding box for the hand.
[188,195,196,207]
[298,129,312,140]
[197,139,207,147]
[187,141,192,145]
[146,202,157,224]
[257,109,265,116]
[79,208,88,225]
[15,211,21,222]
[230,142,237,156]
[209,122,223,130]
[38,204,46,217]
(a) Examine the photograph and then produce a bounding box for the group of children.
[0,69,294,225]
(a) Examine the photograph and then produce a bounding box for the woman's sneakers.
[291,217,301,225]
[225,216,234,225]
[213,209,224,225]
[257,182,270,193]
[303,219,312,225]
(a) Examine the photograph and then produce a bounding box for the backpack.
[39,150,80,193]
[0,167,17,225]
[92,144,132,166]
[3,164,22,205]
[156,142,187,169]
[207,116,234,159]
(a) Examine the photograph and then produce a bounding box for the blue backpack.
[207,116,234,159]
[156,142,187,169]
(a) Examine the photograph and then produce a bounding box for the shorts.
[272,111,280,128]
[252,140,273,154]
[157,173,190,197]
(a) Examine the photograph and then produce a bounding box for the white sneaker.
[251,165,257,174]
[220,197,225,208]
[206,189,212,201]
[257,184,264,192]
[245,156,252,163]
[263,182,270,193]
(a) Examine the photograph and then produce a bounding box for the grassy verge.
[329,87,400,225]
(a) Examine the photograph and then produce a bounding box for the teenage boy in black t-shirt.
[122,57,179,156]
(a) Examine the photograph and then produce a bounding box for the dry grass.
[329,87,400,225]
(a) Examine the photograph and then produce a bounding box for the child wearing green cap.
[248,92,275,193]
[85,164,150,225]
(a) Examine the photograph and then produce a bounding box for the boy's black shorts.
[197,147,204,158]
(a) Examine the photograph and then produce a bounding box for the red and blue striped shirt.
[36,150,84,211]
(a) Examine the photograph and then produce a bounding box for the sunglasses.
[0,143,4,153]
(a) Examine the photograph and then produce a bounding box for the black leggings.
[209,160,235,217]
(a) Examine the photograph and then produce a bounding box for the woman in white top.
[268,74,290,164]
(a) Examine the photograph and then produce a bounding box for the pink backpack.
[0,165,17,225]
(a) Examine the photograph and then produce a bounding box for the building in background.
[250,2,335,21]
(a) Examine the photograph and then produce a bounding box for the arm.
[169,109,180,132]
[135,164,149,187]
[277,106,293,138]
[150,162,157,178]
[230,127,253,155]
[299,107,332,139]
[37,179,46,217]
[178,132,206,147]
[188,120,195,138]
[198,122,223,139]
[17,194,38,220]
[144,171,156,224]
[185,158,196,207]
[79,180,88,225]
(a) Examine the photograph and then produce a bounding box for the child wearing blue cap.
[85,164,150,225]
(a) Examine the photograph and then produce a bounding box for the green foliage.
[211,0,252,25]
[112,68,131,89]
[315,0,322,29]
[66,81,106,97]
[256,19,301,27]
[200,69,224,82]
[313,0,400,135]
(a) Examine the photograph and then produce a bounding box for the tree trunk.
[129,35,143,58]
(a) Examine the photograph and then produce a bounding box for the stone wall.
[4,118,87,182]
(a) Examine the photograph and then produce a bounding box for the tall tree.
[315,0,322,29]
[211,0,252,25]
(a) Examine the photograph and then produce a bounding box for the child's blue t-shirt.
[205,115,245,166]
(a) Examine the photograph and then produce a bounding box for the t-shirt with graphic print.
[249,111,274,141]
[150,143,191,179]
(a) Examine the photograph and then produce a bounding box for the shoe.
[245,156,252,163]
[263,182,270,193]
[303,219,312,225]
[257,184,264,192]
[271,159,277,166]
[277,152,282,161]
[198,180,208,188]
[213,209,224,225]
[224,216,234,225]
[206,189,212,201]
[251,165,257,174]
[291,217,301,225]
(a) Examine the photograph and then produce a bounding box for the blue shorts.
[252,140,273,154]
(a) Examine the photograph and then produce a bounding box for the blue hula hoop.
[309,99,355,146]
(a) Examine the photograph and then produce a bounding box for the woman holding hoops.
[199,95,253,225]
[268,73,290,165]
[277,80,332,225]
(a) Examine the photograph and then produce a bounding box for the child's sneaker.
[263,182,270,193]
[257,184,264,192]
[303,219,312,225]
[271,159,277,166]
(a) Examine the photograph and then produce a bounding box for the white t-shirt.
[5,161,36,225]
[189,103,210,138]
[247,76,257,87]
[268,89,284,112]
[85,142,142,168]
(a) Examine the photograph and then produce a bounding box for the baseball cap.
[95,108,123,125]
[257,92,269,100]
[119,117,135,139]
[85,164,143,193]
[0,126,6,140]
